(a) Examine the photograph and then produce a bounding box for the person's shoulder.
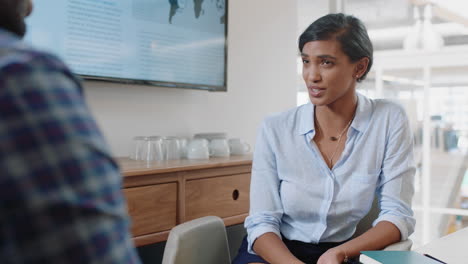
[0,37,69,75]
[369,99,406,120]
[371,98,407,116]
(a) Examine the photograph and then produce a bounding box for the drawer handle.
[232,189,239,200]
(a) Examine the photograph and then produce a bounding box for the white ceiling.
[297,0,468,87]
[298,0,468,50]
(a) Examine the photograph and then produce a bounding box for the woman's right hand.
[316,247,346,264]
[252,233,304,264]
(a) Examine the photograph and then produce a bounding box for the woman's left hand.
[317,248,346,264]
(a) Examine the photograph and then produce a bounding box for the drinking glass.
[141,136,164,161]
[163,137,181,160]
[130,136,147,160]
[178,137,189,159]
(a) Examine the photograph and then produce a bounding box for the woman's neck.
[315,93,358,131]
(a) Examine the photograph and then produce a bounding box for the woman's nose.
[304,66,321,83]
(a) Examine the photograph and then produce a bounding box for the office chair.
[161,216,231,264]
[162,197,411,264]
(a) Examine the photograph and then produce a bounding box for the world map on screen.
[169,0,226,24]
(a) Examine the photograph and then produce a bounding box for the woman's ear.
[24,0,33,17]
[355,57,369,79]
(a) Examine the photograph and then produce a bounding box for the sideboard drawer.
[124,183,177,236]
[185,173,250,221]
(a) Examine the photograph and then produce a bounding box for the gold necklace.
[317,115,354,142]
[315,113,355,167]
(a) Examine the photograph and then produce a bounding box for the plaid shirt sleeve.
[0,47,141,263]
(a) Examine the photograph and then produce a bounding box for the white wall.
[83,0,298,157]
[297,0,330,36]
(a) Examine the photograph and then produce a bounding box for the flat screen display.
[25,0,227,91]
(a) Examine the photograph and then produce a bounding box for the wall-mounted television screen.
[25,0,227,91]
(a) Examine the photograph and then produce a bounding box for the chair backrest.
[353,196,380,238]
[352,196,413,251]
[162,216,231,264]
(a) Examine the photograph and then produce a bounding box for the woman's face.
[301,39,361,107]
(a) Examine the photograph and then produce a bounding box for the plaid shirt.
[0,29,141,263]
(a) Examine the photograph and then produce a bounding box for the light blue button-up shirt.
[245,93,416,254]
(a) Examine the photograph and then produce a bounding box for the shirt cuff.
[373,214,413,241]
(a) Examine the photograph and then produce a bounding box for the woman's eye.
[321,59,333,65]
[302,59,309,64]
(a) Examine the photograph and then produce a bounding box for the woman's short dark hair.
[299,13,373,82]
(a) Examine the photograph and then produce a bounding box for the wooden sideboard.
[117,155,252,247]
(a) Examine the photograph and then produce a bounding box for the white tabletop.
[414,227,468,264]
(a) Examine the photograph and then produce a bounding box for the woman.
[233,13,415,264]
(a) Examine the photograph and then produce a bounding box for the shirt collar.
[297,93,373,135]
[297,103,315,135]
[0,28,26,54]
[351,93,373,133]
[0,28,20,44]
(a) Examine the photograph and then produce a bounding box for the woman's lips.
[308,86,325,97]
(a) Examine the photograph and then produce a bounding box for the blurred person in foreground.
[233,13,415,264]
[0,0,141,263]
